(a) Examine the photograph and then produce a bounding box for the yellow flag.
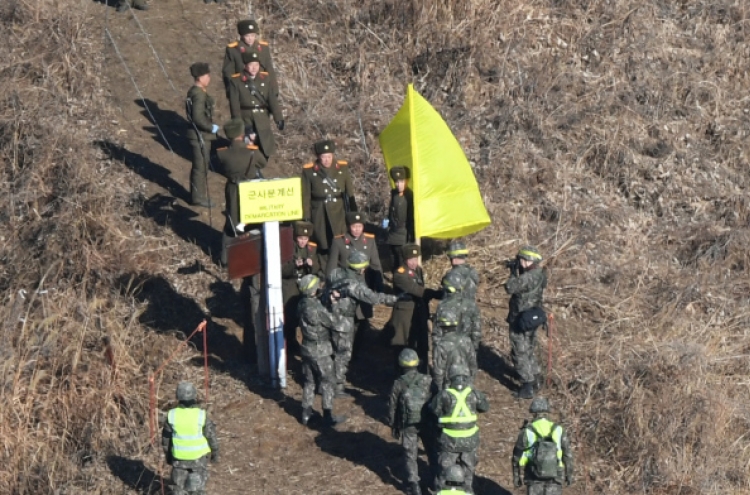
[378,84,491,239]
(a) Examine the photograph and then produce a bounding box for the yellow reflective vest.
[438,387,478,438]
[167,407,211,461]
[518,417,563,468]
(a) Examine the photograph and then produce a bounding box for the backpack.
[399,374,429,426]
[528,423,560,480]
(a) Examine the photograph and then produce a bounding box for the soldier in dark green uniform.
[116,0,149,12]
[505,245,547,399]
[222,20,277,97]
[186,62,220,208]
[389,244,442,368]
[281,221,321,355]
[227,50,284,160]
[301,140,357,259]
[384,166,415,271]
[216,118,267,265]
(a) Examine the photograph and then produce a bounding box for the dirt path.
[95,1,580,493]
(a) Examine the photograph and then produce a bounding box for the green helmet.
[517,245,543,263]
[436,306,460,328]
[529,397,549,413]
[347,250,370,270]
[298,274,320,296]
[444,465,465,485]
[441,271,464,294]
[176,381,197,402]
[398,348,419,368]
[328,267,348,285]
[447,240,468,258]
[448,363,470,380]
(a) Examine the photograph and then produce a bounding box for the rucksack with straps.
[529,423,560,480]
[399,374,429,426]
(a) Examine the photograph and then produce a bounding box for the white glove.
[381,218,390,229]
[211,124,220,134]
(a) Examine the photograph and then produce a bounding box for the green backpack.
[529,423,560,480]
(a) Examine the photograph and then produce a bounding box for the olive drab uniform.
[388,368,437,492]
[222,39,278,97]
[329,270,397,390]
[216,140,267,264]
[429,385,489,492]
[228,71,283,159]
[432,331,477,391]
[505,266,547,384]
[186,85,217,204]
[161,405,219,495]
[390,264,430,363]
[281,239,321,351]
[512,417,574,495]
[301,161,357,251]
[298,294,339,413]
[386,187,415,269]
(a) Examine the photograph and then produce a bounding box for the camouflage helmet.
[398,348,419,368]
[517,245,543,263]
[444,465,465,485]
[348,250,370,270]
[447,240,469,258]
[298,274,320,296]
[176,381,197,402]
[328,267,348,285]
[529,397,550,413]
[436,306,460,328]
[441,270,464,294]
[448,363,470,380]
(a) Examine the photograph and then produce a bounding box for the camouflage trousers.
[526,480,563,495]
[437,449,478,492]
[302,354,335,410]
[332,326,355,386]
[402,425,439,487]
[509,327,541,383]
[171,457,209,495]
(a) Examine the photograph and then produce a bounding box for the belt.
[240,106,266,113]
[312,195,341,203]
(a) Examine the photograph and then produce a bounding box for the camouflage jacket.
[431,331,477,391]
[297,295,338,358]
[388,369,432,429]
[433,293,482,350]
[504,266,546,325]
[512,414,574,482]
[429,386,489,452]
[448,263,480,301]
[161,405,219,466]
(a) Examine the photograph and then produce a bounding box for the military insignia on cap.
[324,145,329,150]
[411,249,418,255]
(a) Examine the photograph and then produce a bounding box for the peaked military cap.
[346,211,366,225]
[314,139,336,155]
[294,221,314,237]
[242,49,261,65]
[189,62,210,78]
[223,118,245,140]
[390,166,410,181]
[402,243,421,260]
[237,19,258,35]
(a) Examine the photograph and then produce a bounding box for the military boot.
[406,482,422,495]
[334,383,349,398]
[301,406,313,426]
[323,409,347,427]
[516,381,534,399]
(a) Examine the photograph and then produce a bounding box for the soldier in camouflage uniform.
[297,274,347,427]
[429,364,489,493]
[384,166,415,271]
[505,246,547,399]
[161,382,219,495]
[445,240,480,302]
[388,348,436,495]
[431,307,477,392]
[389,244,442,368]
[222,20,277,97]
[512,397,574,495]
[216,118,267,265]
[327,251,397,396]
[281,221,321,355]
[436,465,471,494]
[186,62,220,207]
[301,140,357,259]
[227,50,284,160]
[116,0,148,12]
[433,271,481,351]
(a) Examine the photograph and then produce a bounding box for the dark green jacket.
[300,160,357,250]
[186,86,216,142]
[386,188,414,246]
[227,71,282,157]
[222,39,277,94]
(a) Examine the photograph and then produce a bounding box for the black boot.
[323,408,347,426]
[301,407,313,426]
[516,381,534,399]
[406,482,422,495]
[334,383,349,398]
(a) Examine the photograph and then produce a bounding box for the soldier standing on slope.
[186,62,220,208]
[222,19,278,97]
[384,166,415,271]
